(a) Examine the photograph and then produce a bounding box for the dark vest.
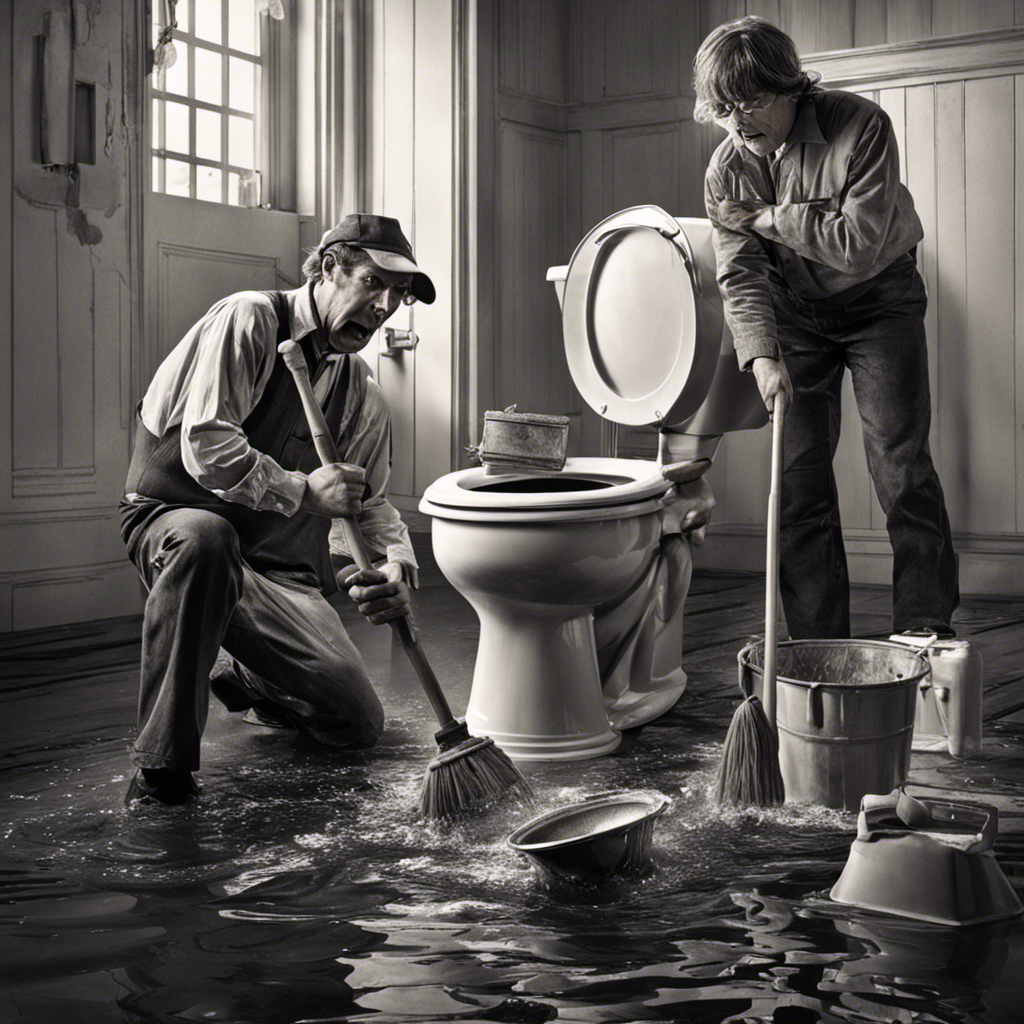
[121,291,350,593]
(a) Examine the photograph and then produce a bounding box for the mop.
[713,400,786,806]
[278,341,533,821]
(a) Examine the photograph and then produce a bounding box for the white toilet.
[419,206,767,761]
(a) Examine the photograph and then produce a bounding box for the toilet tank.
[548,214,766,445]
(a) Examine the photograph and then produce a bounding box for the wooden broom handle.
[763,399,785,732]
[277,341,457,729]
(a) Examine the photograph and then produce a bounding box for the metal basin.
[507,791,671,886]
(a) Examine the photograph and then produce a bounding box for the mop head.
[713,695,785,807]
[419,724,534,821]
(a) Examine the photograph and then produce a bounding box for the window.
[151,0,264,206]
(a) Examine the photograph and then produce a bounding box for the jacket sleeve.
[180,296,308,514]
[757,110,903,273]
[705,168,781,370]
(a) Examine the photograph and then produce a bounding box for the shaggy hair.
[692,16,819,124]
[301,242,374,284]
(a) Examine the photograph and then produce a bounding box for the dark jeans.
[773,255,959,638]
[127,507,384,773]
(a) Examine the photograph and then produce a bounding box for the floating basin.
[831,789,1024,926]
[507,791,671,886]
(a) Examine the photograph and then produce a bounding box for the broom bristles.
[419,734,534,821]
[713,695,785,807]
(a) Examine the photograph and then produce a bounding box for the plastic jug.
[891,637,983,758]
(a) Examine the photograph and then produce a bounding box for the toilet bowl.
[420,207,768,760]
[420,459,671,759]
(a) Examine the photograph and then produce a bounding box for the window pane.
[228,115,253,168]
[166,159,191,197]
[151,97,164,149]
[194,48,223,105]
[195,109,221,161]
[152,154,163,192]
[162,42,189,97]
[197,166,223,203]
[228,171,241,206]
[176,1,191,33]
[229,0,258,55]
[165,101,190,155]
[194,0,222,44]
[229,56,255,113]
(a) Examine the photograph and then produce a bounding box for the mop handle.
[763,399,785,732]
[277,341,458,730]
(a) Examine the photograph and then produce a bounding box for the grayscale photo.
[2,2,1023,1022]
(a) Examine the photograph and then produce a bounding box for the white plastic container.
[890,637,984,758]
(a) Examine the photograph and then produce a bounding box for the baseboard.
[692,526,1024,598]
[0,561,144,633]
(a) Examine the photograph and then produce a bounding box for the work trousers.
[127,507,384,773]
[773,254,959,639]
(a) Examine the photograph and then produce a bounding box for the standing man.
[693,16,958,640]
[120,214,434,806]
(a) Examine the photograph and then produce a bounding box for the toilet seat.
[561,205,722,428]
[420,457,670,523]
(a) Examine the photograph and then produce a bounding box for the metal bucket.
[737,640,931,811]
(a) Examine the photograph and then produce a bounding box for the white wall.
[0,0,144,631]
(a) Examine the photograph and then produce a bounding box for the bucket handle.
[806,682,824,729]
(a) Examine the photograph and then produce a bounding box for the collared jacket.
[704,88,924,369]
[124,283,417,589]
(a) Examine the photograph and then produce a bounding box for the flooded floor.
[2,538,1023,1023]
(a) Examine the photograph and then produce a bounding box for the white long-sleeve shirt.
[136,283,418,576]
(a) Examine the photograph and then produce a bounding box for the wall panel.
[57,224,96,471]
[958,75,1016,532]
[495,122,572,417]
[412,0,456,492]
[12,205,60,471]
[603,123,683,214]
[933,81,969,530]
[374,0,417,499]
[904,84,939,466]
[1017,74,1024,535]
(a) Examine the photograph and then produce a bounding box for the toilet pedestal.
[425,498,664,761]
[465,596,622,761]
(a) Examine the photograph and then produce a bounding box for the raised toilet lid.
[561,205,721,427]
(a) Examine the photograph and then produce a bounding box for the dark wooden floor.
[3,533,1024,829]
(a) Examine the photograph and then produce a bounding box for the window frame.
[149,0,295,211]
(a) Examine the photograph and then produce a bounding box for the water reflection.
[1,700,1022,1023]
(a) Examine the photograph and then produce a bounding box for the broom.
[713,397,786,807]
[278,341,533,820]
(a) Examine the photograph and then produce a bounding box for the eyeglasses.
[712,94,776,119]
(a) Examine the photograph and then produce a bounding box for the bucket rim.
[738,638,931,689]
